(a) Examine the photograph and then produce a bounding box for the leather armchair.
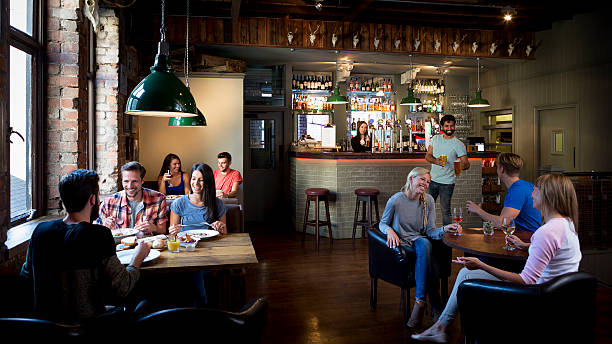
[368,229,415,322]
[134,297,268,341]
[457,272,597,344]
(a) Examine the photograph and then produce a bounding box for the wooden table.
[443,227,533,261]
[139,233,258,274]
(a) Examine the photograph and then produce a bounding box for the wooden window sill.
[5,215,63,259]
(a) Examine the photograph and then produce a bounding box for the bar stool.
[352,188,380,243]
[302,188,332,249]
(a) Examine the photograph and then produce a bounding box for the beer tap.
[406,118,413,152]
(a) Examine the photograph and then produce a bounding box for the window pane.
[10,46,33,220]
[9,0,34,36]
[244,66,285,106]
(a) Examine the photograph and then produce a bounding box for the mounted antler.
[352,26,364,48]
[471,41,479,54]
[526,40,542,57]
[413,32,421,51]
[331,23,340,48]
[489,40,498,55]
[308,24,320,46]
[452,33,467,53]
[287,27,298,45]
[434,39,441,52]
[373,28,384,50]
[507,37,523,56]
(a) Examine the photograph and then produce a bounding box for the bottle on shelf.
[361,77,366,91]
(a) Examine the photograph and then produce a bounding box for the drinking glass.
[501,218,516,251]
[167,236,180,253]
[453,207,464,236]
[483,221,494,236]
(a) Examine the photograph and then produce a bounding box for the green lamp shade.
[126,54,198,117]
[400,89,422,106]
[327,87,348,104]
[468,91,491,108]
[169,108,207,127]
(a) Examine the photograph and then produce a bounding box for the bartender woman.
[351,120,371,152]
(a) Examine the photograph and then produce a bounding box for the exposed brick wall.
[46,0,89,213]
[290,157,483,239]
[95,8,122,194]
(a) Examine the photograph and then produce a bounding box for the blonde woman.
[412,173,582,343]
[379,167,461,328]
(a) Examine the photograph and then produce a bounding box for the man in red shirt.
[213,152,243,199]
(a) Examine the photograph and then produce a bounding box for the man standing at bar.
[21,169,150,322]
[97,161,167,234]
[426,115,470,225]
[214,151,243,199]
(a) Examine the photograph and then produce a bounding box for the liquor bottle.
[375,79,380,92]
[351,118,356,130]
[440,80,445,94]
[366,79,370,92]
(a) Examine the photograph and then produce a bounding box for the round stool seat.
[305,188,329,196]
[355,188,380,196]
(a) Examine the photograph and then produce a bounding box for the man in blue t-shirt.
[426,115,470,225]
[467,153,541,232]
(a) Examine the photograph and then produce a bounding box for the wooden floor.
[244,227,612,344]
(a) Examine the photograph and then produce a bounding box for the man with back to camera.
[467,153,541,237]
[214,151,243,199]
[425,114,470,225]
[21,169,150,323]
[96,161,167,235]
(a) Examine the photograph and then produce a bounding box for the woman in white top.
[412,173,582,343]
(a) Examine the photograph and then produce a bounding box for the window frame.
[7,0,45,227]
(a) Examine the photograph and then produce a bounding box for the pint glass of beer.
[454,160,462,176]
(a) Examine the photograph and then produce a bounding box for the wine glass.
[453,207,464,236]
[501,218,516,251]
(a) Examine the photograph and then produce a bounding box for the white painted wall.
[139,74,244,181]
[472,12,612,182]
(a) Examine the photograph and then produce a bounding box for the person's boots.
[407,301,426,328]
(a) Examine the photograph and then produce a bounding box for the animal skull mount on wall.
[373,35,380,50]
[84,0,100,33]
[434,39,441,52]
[353,29,362,49]
[413,36,421,51]
[452,34,467,53]
[526,45,533,56]
[287,28,298,45]
[472,41,479,54]
[332,33,338,47]
[308,24,320,46]
[508,38,522,56]
[394,38,401,49]
[490,42,497,55]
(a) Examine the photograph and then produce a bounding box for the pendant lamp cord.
[476,57,480,92]
[160,0,166,42]
[184,0,190,88]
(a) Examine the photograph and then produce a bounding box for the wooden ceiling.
[114,0,596,32]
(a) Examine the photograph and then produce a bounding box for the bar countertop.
[290,151,499,160]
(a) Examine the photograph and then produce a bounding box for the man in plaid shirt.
[96,161,167,235]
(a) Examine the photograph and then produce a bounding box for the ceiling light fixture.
[314,0,323,11]
[126,0,197,117]
[169,0,207,127]
[400,55,422,106]
[468,57,490,108]
[327,51,348,105]
[502,6,516,22]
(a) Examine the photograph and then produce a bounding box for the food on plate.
[180,233,196,243]
[116,243,131,251]
[152,238,166,249]
[112,231,123,237]
[166,195,180,200]
[121,236,138,248]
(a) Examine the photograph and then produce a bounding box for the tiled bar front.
[290,153,493,239]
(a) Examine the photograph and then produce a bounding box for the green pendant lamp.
[468,57,490,108]
[125,0,197,118]
[327,87,348,104]
[168,0,207,126]
[400,55,422,106]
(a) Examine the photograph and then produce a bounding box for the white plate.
[111,228,139,244]
[179,229,219,240]
[165,195,181,200]
[117,249,161,265]
[137,234,167,244]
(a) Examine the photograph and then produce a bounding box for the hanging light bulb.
[126,0,197,117]
[502,6,516,22]
[400,55,422,106]
[468,57,490,108]
[169,0,207,126]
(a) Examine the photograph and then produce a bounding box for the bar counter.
[290,151,499,239]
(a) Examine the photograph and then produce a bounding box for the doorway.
[535,104,580,174]
[243,112,284,224]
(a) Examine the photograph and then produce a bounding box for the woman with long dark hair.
[412,174,582,343]
[169,163,227,234]
[157,153,190,195]
[350,120,370,152]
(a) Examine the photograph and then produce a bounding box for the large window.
[8,0,43,225]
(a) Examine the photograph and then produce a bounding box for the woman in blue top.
[380,167,461,328]
[157,153,190,195]
[169,163,227,234]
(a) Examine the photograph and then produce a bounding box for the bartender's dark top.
[351,135,370,152]
[21,219,140,323]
